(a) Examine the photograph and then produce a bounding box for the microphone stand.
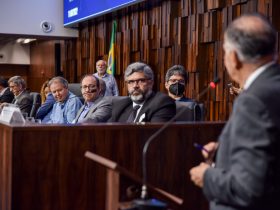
[132,78,220,210]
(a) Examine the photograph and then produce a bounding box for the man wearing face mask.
[165,65,193,102]
[165,65,203,121]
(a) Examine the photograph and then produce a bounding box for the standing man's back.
[190,13,280,210]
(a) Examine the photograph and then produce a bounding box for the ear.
[231,51,242,70]
[148,79,154,88]
[165,81,169,90]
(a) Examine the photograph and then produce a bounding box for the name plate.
[0,106,25,124]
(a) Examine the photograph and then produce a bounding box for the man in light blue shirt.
[94,59,119,96]
[47,76,82,124]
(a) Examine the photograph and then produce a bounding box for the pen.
[193,142,209,153]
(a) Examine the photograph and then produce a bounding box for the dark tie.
[126,105,141,123]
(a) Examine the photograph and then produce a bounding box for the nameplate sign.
[0,106,25,124]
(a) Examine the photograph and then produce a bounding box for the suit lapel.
[84,97,103,118]
[115,97,132,122]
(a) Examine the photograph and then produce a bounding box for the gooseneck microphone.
[138,78,220,208]
[196,77,220,101]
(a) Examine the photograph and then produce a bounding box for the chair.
[68,83,84,103]
[29,92,41,117]
[175,101,204,121]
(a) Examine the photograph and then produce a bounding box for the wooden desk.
[0,122,224,210]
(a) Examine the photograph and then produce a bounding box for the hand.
[0,102,8,109]
[189,162,210,188]
[230,86,242,96]
[202,141,218,161]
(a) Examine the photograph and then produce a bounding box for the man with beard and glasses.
[110,62,176,123]
[73,74,111,123]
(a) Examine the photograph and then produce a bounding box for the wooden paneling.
[0,64,29,84]
[62,0,280,121]
[29,40,60,92]
[0,122,224,210]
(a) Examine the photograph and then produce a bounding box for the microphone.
[196,77,220,101]
[135,78,220,209]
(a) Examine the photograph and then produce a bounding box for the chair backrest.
[175,101,204,121]
[68,83,84,103]
[29,92,41,117]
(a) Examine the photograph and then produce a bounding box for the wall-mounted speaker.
[40,21,53,33]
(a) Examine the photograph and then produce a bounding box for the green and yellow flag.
[107,20,117,75]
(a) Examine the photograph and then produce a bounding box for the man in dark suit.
[0,77,14,103]
[0,76,32,115]
[110,62,176,123]
[73,74,111,123]
[189,14,280,210]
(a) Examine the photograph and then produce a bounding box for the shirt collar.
[15,90,24,99]
[99,73,108,78]
[132,101,144,108]
[85,101,94,108]
[243,61,275,90]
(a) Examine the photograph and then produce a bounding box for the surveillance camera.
[40,21,53,33]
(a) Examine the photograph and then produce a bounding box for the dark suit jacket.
[110,92,176,122]
[203,63,280,210]
[0,88,14,103]
[12,90,32,115]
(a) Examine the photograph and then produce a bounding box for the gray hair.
[165,65,187,82]
[124,62,154,81]
[48,76,68,88]
[8,76,26,89]
[225,13,277,63]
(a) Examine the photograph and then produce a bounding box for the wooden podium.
[85,151,183,210]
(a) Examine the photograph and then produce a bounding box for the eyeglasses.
[168,79,185,84]
[81,85,97,92]
[126,78,149,85]
[9,85,19,89]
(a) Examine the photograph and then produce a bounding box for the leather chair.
[68,83,84,103]
[29,92,41,117]
[175,101,204,121]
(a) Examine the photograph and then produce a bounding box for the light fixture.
[16,38,37,44]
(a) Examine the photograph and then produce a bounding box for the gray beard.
[129,89,152,104]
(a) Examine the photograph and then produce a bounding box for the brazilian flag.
[107,20,117,75]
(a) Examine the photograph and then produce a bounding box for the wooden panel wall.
[63,0,280,121]
[0,64,29,83]
[29,40,66,92]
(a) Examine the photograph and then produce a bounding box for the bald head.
[224,13,276,63]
